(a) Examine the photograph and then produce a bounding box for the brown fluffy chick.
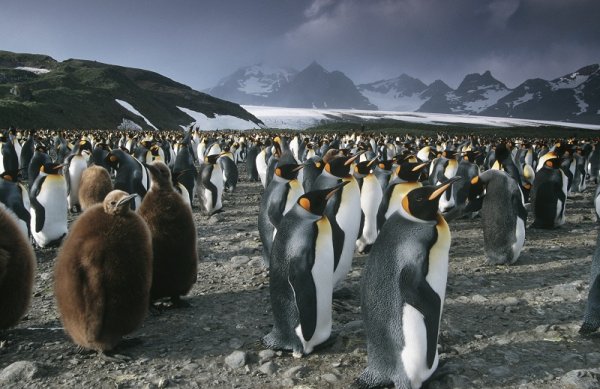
[54,190,152,352]
[138,161,198,307]
[78,165,113,211]
[0,207,36,330]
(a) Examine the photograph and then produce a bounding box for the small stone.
[0,361,44,384]
[472,294,488,303]
[283,365,306,378]
[503,297,520,306]
[560,368,600,389]
[280,378,295,387]
[258,349,276,362]
[322,373,339,383]
[225,351,247,369]
[230,255,251,268]
[258,361,278,375]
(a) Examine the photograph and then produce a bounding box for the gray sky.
[2,0,599,90]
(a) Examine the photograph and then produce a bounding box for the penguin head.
[354,158,378,176]
[146,161,173,190]
[275,163,303,180]
[0,171,18,183]
[403,177,462,221]
[103,190,137,216]
[396,160,429,182]
[204,153,221,165]
[543,154,560,169]
[297,182,349,216]
[78,139,92,154]
[325,152,364,178]
[376,159,394,171]
[40,162,64,175]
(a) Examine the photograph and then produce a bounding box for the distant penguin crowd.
[2,125,600,387]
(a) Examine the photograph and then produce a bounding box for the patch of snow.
[15,67,50,74]
[551,73,590,90]
[177,106,261,131]
[573,90,588,115]
[359,89,426,111]
[115,99,158,130]
[463,89,512,113]
[242,105,600,130]
[510,93,534,108]
[117,118,143,131]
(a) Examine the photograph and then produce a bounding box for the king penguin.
[105,149,151,209]
[354,158,383,254]
[356,177,460,389]
[196,153,224,215]
[262,182,347,357]
[65,139,92,213]
[467,170,527,265]
[530,153,568,229]
[258,157,304,267]
[30,162,68,248]
[0,206,36,330]
[138,162,198,306]
[312,152,364,287]
[54,190,152,353]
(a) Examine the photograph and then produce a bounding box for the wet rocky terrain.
[1,162,600,389]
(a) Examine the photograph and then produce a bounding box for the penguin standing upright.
[312,152,363,287]
[138,162,198,306]
[530,153,568,229]
[19,130,35,181]
[258,159,304,267]
[105,149,151,209]
[218,147,239,192]
[78,165,113,211]
[196,153,224,215]
[467,170,527,265]
[354,159,383,254]
[54,190,152,353]
[356,178,460,389]
[0,132,19,175]
[65,139,92,213]
[30,162,68,248]
[0,172,31,237]
[263,183,347,357]
[172,132,197,206]
[28,144,52,188]
[246,140,261,182]
[301,157,325,193]
[0,206,36,330]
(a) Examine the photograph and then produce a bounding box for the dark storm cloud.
[1,0,599,90]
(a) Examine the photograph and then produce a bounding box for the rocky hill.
[0,50,263,130]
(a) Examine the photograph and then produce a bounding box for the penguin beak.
[325,181,349,200]
[428,176,462,200]
[292,164,305,172]
[412,162,429,172]
[116,194,137,207]
[345,151,365,166]
[367,157,378,167]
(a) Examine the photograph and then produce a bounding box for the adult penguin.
[373,159,395,191]
[30,162,68,248]
[246,140,261,182]
[19,130,35,181]
[262,183,347,357]
[172,132,197,205]
[139,162,198,307]
[0,206,36,330]
[27,144,52,188]
[196,153,224,215]
[312,152,364,287]
[218,147,239,192]
[265,138,283,189]
[54,190,152,354]
[466,170,527,265]
[445,150,481,221]
[256,140,271,187]
[302,156,325,193]
[91,141,111,170]
[356,178,460,389]
[78,165,113,211]
[530,153,568,229]
[258,158,304,267]
[0,172,31,237]
[354,158,382,254]
[0,132,19,175]
[65,139,92,213]
[430,150,459,214]
[581,228,600,335]
[105,149,151,209]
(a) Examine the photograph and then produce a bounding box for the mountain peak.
[457,70,507,93]
[305,61,328,73]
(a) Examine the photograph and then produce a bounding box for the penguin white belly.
[19,183,30,210]
[177,183,192,209]
[333,179,361,286]
[357,175,382,250]
[427,218,450,301]
[32,177,68,247]
[256,152,268,188]
[401,304,440,389]
[68,157,87,208]
[438,186,456,213]
[511,217,526,262]
[595,193,600,220]
[556,171,568,226]
[284,180,304,215]
[295,217,334,354]
[211,166,224,211]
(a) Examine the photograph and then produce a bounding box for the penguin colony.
[1,126,600,387]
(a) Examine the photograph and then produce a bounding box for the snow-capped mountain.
[418,71,511,114]
[205,64,298,105]
[357,74,428,111]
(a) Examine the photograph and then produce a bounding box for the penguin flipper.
[376,185,393,232]
[289,250,317,342]
[400,266,441,369]
[329,216,345,272]
[30,176,46,233]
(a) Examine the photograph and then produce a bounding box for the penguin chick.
[0,206,36,330]
[138,161,198,307]
[78,165,113,211]
[54,190,152,352]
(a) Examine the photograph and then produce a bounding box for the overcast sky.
[2,0,599,90]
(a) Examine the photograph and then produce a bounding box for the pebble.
[230,255,251,268]
[258,349,276,362]
[503,296,520,306]
[283,365,306,379]
[472,294,488,303]
[0,361,44,384]
[225,351,247,369]
[321,373,339,383]
[559,368,600,389]
[258,361,278,375]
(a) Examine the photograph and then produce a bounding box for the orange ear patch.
[546,161,553,167]
[110,155,119,162]
[275,168,282,177]
[325,163,331,173]
[471,176,479,185]
[299,197,311,211]
[379,163,385,169]
[315,162,321,169]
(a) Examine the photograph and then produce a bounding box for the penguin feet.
[352,368,393,389]
[261,332,287,351]
[579,322,599,336]
[169,296,192,308]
